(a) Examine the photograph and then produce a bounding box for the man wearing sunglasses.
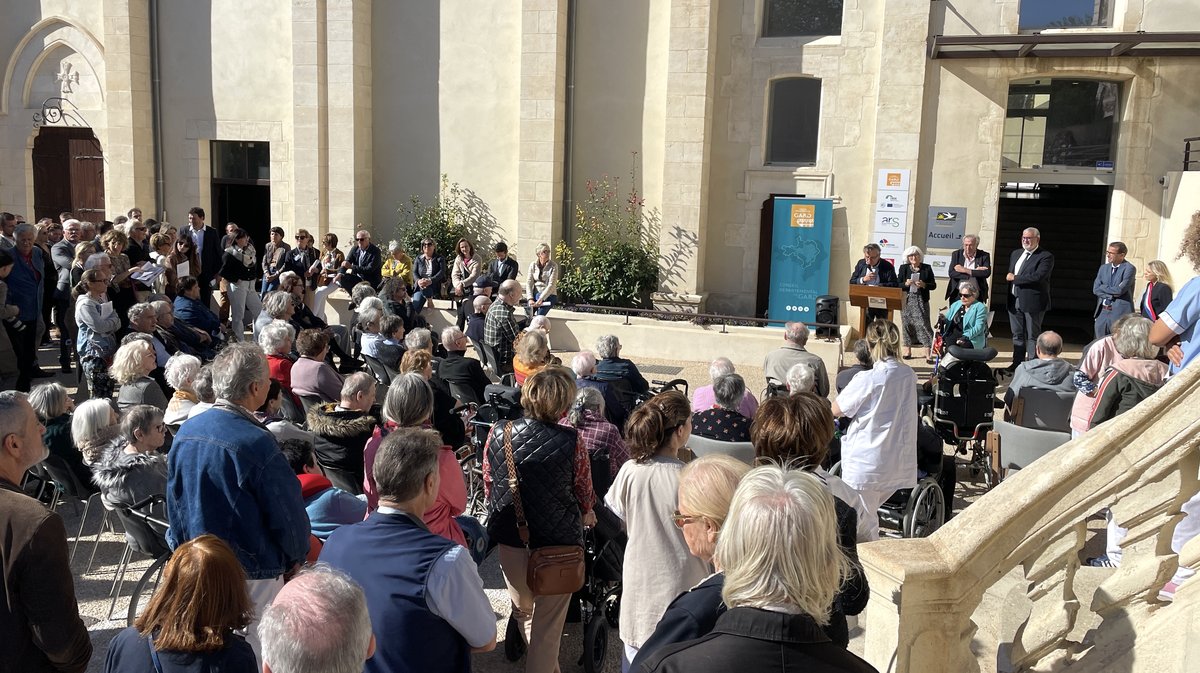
[339,229,382,290]
[1004,227,1054,370]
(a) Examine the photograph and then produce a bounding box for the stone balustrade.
[860,364,1200,673]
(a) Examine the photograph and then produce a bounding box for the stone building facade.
[1,0,1198,320]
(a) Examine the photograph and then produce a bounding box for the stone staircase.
[857,365,1200,672]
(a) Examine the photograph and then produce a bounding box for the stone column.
[325,0,372,239]
[291,0,327,239]
[658,0,718,301]
[516,0,567,260]
[102,0,157,215]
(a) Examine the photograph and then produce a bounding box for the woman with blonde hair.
[525,242,558,318]
[640,467,875,673]
[69,240,95,287]
[630,454,749,669]
[606,390,710,669]
[513,329,553,386]
[483,366,596,672]
[104,535,256,672]
[1140,259,1174,320]
[831,319,917,541]
[113,338,169,411]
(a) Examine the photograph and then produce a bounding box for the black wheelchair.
[920,344,999,488]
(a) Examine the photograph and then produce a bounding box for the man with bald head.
[1004,330,1076,409]
[259,565,375,673]
[339,228,382,290]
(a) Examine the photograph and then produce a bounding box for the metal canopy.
[928,32,1200,60]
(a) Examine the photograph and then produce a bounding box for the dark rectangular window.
[211,141,270,182]
[1018,0,1110,31]
[766,78,821,165]
[763,0,843,37]
[1002,79,1118,169]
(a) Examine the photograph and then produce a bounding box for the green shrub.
[393,175,496,260]
[557,171,659,308]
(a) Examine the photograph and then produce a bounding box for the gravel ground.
[25,329,1099,673]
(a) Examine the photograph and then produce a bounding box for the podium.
[848,285,903,338]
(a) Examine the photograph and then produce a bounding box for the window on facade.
[1001,79,1118,169]
[211,141,270,181]
[763,0,843,37]
[765,78,821,165]
[1018,0,1111,32]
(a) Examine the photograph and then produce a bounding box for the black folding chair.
[361,354,395,386]
[39,455,108,566]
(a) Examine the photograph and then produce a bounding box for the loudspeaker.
[815,295,839,339]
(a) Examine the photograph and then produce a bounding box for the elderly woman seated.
[638,467,878,673]
[786,362,817,396]
[254,291,296,345]
[259,319,297,389]
[513,329,554,386]
[691,373,753,442]
[291,328,345,403]
[163,353,202,427]
[558,387,630,497]
[113,339,169,412]
[72,398,121,465]
[938,280,987,369]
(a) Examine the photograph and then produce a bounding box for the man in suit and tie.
[1092,241,1136,340]
[946,234,992,305]
[185,206,223,309]
[849,242,899,322]
[1005,227,1054,370]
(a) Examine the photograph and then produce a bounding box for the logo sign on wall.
[925,206,967,251]
[768,197,834,324]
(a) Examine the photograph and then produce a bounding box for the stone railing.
[860,364,1200,673]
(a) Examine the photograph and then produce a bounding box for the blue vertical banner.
[767,197,834,323]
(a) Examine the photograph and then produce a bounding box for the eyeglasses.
[356,238,369,242]
[670,510,701,528]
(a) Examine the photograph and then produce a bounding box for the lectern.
[848,285,904,338]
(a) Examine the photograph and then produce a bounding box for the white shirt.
[816,467,873,543]
[835,358,918,492]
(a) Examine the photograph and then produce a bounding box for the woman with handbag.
[605,390,711,671]
[483,366,597,673]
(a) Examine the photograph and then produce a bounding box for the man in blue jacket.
[166,342,310,662]
[6,223,50,389]
[1093,241,1136,340]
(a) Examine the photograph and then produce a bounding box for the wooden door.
[32,127,105,223]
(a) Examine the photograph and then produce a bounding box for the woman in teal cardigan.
[944,280,988,350]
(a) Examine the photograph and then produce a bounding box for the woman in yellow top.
[381,239,414,290]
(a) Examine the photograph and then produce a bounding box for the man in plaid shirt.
[484,279,523,375]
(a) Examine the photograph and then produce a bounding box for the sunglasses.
[296,235,308,240]
[670,510,701,528]
[356,238,369,242]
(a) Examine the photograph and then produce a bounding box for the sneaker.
[1159,581,1178,601]
[1086,555,1117,568]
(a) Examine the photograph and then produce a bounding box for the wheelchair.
[830,451,945,539]
[920,344,999,488]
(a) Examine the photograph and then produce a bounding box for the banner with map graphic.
[768,197,834,324]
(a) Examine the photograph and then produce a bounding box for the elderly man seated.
[1004,330,1076,407]
[593,334,650,405]
[572,350,628,430]
[319,428,497,673]
[306,372,380,494]
[128,302,172,368]
[457,275,495,331]
[465,294,490,345]
[438,326,491,403]
[691,373,753,442]
[153,299,215,361]
[763,322,830,398]
[692,357,758,418]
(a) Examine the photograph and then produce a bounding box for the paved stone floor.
[22,325,1105,673]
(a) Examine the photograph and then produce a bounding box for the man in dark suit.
[1092,241,1136,340]
[849,242,899,322]
[486,241,519,285]
[945,234,992,305]
[437,326,491,403]
[339,229,383,290]
[1005,227,1054,370]
[185,206,222,309]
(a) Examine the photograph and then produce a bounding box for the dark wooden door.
[32,127,105,223]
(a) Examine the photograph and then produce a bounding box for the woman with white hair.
[560,386,629,498]
[785,362,816,396]
[253,291,296,345]
[259,320,297,388]
[939,279,987,368]
[638,467,876,673]
[30,382,91,486]
[380,239,414,289]
[691,373,752,442]
[897,245,936,362]
[164,352,202,427]
[113,339,169,412]
[72,398,121,465]
[831,320,917,541]
[630,454,750,669]
[1088,315,1167,428]
[525,242,558,318]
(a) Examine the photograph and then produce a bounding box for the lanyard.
[147,632,165,673]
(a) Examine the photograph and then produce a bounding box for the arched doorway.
[32,126,106,223]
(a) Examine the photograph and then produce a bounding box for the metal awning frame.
[929,32,1200,60]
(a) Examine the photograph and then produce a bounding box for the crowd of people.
[3,206,1200,673]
